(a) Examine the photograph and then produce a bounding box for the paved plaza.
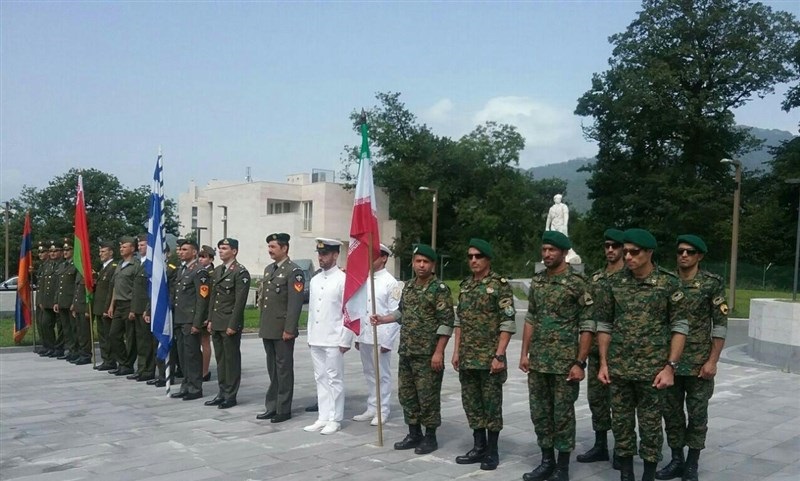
[1,322,798,481]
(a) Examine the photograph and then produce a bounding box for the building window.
[191,206,198,229]
[302,201,313,231]
[267,200,293,215]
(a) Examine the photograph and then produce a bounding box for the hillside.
[529,126,796,213]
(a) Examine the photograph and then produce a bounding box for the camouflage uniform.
[526,268,595,452]
[662,270,727,450]
[586,269,614,434]
[396,276,454,429]
[456,271,515,432]
[595,267,689,463]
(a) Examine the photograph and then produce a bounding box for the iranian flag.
[73,175,94,301]
[342,115,381,335]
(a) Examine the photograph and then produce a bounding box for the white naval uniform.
[307,265,352,423]
[356,268,401,418]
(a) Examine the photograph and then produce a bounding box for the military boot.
[619,456,635,481]
[523,448,555,481]
[545,451,570,481]
[655,448,684,480]
[479,430,499,470]
[394,424,423,450]
[613,450,622,470]
[642,461,658,481]
[577,431,609,463]
[414,428,438,454]
[456,429,487,464]
[682,449,700,481]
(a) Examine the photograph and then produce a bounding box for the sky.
[2,1,798,201]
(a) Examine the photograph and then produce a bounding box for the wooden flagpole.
[368,235,383,446]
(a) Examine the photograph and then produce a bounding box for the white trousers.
[358,343,392,417]
[310,345,345,422]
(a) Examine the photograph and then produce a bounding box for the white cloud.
[421,98,455,124]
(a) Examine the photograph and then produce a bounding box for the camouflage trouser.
[611,379,664,463]
[398,355,443,428]
[662,375,714,450]
[529,370,580,452]
[587,350,612,432]
[459,368,507,432]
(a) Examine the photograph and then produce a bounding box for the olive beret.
[100,240,116,249]
[176,238,198,249]
[542,231,571,250]
[200,245,216,258]
[604,228,625,244]
[412,244,437,262]
[468,238,494,259]
[676,234,707,254]
[218,238,239,249]
[119,236,137,246]
[623,228,657,250]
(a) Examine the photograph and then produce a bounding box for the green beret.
[676,234,707,254]
[119,236,137,246]
[218,238,239,250]
[266,233,290,244]
[542,231,571,250]
[412,244,437,262]
[176,238,198,249]
[468,238,494,259]
[604,228,625,244]
[623,228,657,250]
[200,245,216,258]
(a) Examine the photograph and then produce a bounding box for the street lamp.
[786,178,800,301]
[219,205,228,239]
[3,201,10,280]
[418,186,439,250]
[721,158,742,308]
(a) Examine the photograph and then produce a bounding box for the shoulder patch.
[498,297,513,308]
[200,285,209,298]
[583,292,594,306]
[592,273,602,282]
[712,296,725,306]
[499,277,508,284]
[391,282,404,301]
[720,303,729,315]
[440,283,446,290]
[671,290,685,302]
[436,301,447,311]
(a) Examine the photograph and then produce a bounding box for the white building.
[177,172,399,277]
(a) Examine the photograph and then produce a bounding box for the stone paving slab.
[1,334,798,481]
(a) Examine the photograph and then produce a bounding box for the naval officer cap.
[412,243,437,262]
[266,233,290,244]
[316,238,342,253]
[379,243,392,256]
[623,228,658,250]
[218,238,239,249]
[676,234,707,254]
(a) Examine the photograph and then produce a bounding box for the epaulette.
[701,270,723,282]
[569,269,587,281]
[459,277,470,287]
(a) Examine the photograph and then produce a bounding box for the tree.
[575,0,799,260]
[1,168,179,278]
[342,92,566,277]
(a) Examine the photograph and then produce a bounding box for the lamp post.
[418,186,439,250]
[721,158,742,308]
[194,226,208,247]
[219,205,228,239]
[786,178,800,301]
[3,201,9,280]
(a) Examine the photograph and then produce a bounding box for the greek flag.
[146,152,173,364]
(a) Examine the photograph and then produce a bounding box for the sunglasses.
[677,248,698,256]
[623,248,642,257]
[467,253,486,260]
[604,242,622,249]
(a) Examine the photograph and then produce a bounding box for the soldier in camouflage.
[578,228,625,469]
[655,235,727,481]
[372,243,454,455]
[595,228,689,481]
[452,238,515,471]
[520,231,595,481]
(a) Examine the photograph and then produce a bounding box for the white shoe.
[353,411,375,422]
[320,421,341,435]
[303,420,327,432]
[370,414,388,426]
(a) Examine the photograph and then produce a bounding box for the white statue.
[545,194,569,236]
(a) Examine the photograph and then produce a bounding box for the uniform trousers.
[262,338,295,415]
[74,310,92,358]
[213,330,242,401]
[175,324,202,394]
[610,379,664,463]
[459,368,507,432]
[587,350,612,432]
[310,345,345,423]
[133,314,155,376]
[59,310,77,354]
[358,343,392,417]
[40,308,58,351]
[95,314,112,364]
[110,301,132,368]
[528,370,580,452]
[398,355,443,428]
[662,375,714,450]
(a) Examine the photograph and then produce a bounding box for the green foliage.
[342,92,566,276]
[575,0,799,262]
[1,168,179,277]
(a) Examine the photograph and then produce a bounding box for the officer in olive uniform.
[34,242,50,355]
[70,270,93,365]
[372,244,454,455]
[205,238,250,409]
[128,235,155,381]
[257,233,305,423]
[520,232,595,481]
[39,241,63,357]
[453,238,515,471]
[655,235,727,481]
[169,238,210,401]
[107,236,139,376]
[147,249,178,388]
[93,241,118,370]
[595,229,689,481]
[54,238,78,361]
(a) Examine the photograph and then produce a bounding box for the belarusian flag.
[342,113,381,335]
[73,175,94,302]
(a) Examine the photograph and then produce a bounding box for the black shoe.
[96,363,116,371]
[74,357,91,366]
[56,352,68,360]
[182,392,203,401]
[66,353,79,362]
[682,449,700,481]
[38,349,53,357]
[115,367,134,376]
[256,411,277,420]
[205,396,224,406]
[523,448,556,481]
[577,431,609,463]
[479,430,500,471]
[153,379,166,387]
[305,403,318,412]
[170,391,187,399]
[49,350,63,358]
[126,373,141,380]
[414,433,438,455]
[219,399,237,409]
[108,368,120,375]
[655,449,685,480]
[146,378,160,385]
[202,372,211,382]
[456,429,487,464]
[137,375,154,382]
[394,425,423,450]
[270,413,291,423]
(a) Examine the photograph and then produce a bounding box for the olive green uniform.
[396,276,454,429]
[526,268,595,452]
[110,258,139,370]
[131,261,155,377]
[56,259,77,356]
[71,271,92,361]
[172,260,210,395]
[93,259,117,366]
[456,271,515,432]
[40,258,62,353]
[209,261,251,402]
